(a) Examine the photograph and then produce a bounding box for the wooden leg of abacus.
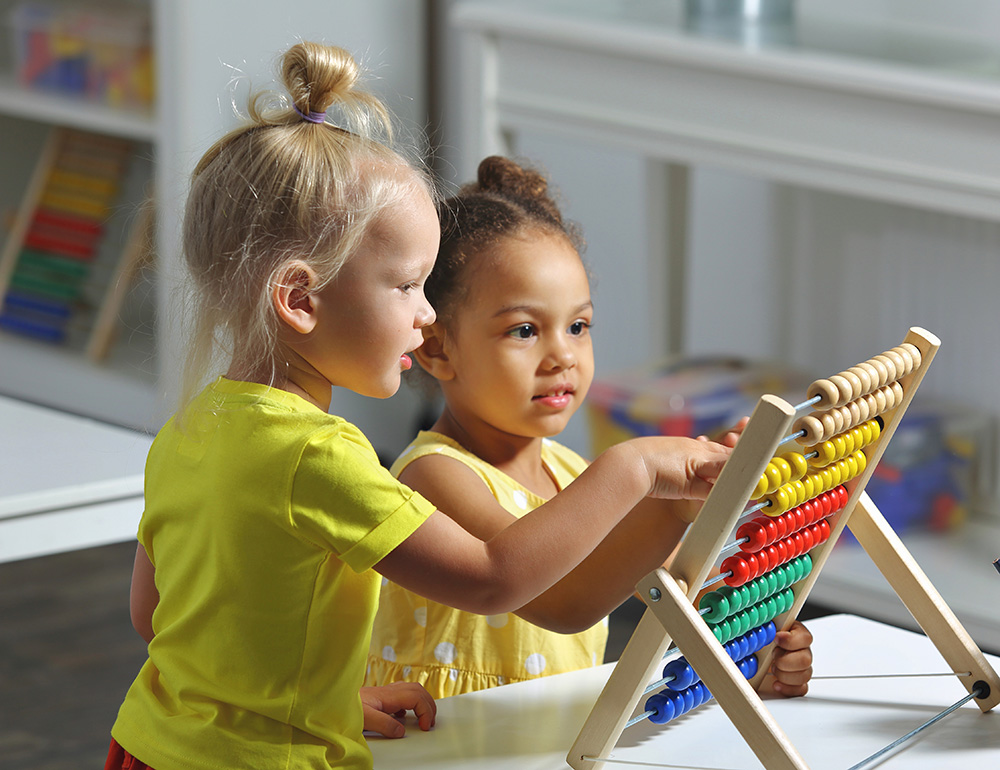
[848,491,1000,711]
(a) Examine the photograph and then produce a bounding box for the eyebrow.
[492,300,594,319]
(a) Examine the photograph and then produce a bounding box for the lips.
[533,387,574,408]
[400,354,412,370]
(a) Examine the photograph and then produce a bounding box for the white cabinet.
[0,1,429,444]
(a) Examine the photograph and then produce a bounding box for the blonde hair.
[180,41,433,408]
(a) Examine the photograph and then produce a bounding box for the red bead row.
[722,519,832,587]
[737,485,849,553]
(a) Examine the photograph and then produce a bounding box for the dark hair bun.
[475,155,562,225]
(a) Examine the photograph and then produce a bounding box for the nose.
[415,294,436,329]
[545,336,576,371]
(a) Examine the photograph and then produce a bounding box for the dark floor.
[0,542,830,768]
[0,541,147,770]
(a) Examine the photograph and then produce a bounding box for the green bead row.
[707,587,796,645]
[699,555,813,624]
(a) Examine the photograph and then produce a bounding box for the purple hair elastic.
[293,104,327,124]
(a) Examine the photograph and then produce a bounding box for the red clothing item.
[105,738,155,770]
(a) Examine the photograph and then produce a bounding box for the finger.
[771,642,813,669]
[775,623,813,651]
[378,684,438,730]
[362,705,406,738]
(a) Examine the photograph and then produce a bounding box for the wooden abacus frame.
[568,327,1000,770]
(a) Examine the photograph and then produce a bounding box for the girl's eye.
[508,324,536,339]
[569,320,591,336]
[399,282,417,294]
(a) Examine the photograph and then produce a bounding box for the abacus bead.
[872,388,887,413]
[794,415,825,445]
[663,658,696,690]
[855,395,871,422]
[763,569,779,595]
[745,604,762,631]
[723,555,751,586]
[692,681,710,708]
[763,463,783,495]
[850,426,865,449]
[817,518,832,541]
[762,621,777,646]
[870,417,882,441]
[752,474,769,500]
[764,517,782,544]
[890,346,914,375]
[819,412,839,441]
[858,361,881,391]
[807,379,841,409]
[766,487,792,516]
[856,448,868,473]
[841,369,863,400]
[681,687,696,714]
[845,453,859,478]
[833,406,849,433]
[884,349,906,378]
[738,521,767,552]
[832,434,847,459]
[847,366,872,393]
[811,440,835,466]
[900,342,922,371]
[873,354,898,382]
[868,357,890,388]
[764,544,781,572]
[700,592,730,623]
[646,692,676,724]
[829,374,855,406]
[773,538,789,564]
[800,474,816,500]
[799,526,815,551]
[842,430,856,455]
[772,456,793,486]
[790,480,806,507]
[890,380,904,405]
[782,452,809,481]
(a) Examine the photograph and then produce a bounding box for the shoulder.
[541,438,590,479]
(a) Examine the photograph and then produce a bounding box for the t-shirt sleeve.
[288,423,436,572]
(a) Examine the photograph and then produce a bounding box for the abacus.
[569,328,1000,770]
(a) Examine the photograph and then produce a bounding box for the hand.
[697,416,749,448]
[761,620,814,697]
[361,682,437,738]
[627,436,732,501]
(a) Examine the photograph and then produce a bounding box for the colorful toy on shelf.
[568,329,1000,770]
[10,1,154,107]
[0,127,147,357]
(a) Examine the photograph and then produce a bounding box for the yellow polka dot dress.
[366,431,609,699]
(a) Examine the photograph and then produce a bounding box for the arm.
[375,437,730,623]
[130,543,159,644]
[393,454,692,632]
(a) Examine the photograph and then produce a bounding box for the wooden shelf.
[0,77,157,141]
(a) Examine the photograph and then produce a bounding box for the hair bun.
[477,156,549,201]
[282,41,360,116]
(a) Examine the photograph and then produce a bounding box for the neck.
[432,408,557,497]
[226,349,332,412]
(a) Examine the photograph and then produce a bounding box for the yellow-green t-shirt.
[365,431,608,699]
[112,378,435,770]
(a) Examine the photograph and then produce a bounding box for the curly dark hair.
[427,155,586,326]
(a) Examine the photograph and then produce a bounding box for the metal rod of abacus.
[846,681,990,770]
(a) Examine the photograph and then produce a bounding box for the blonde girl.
[107,46,733,770]
[367,156,814,700]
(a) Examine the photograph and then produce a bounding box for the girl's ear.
[273,261,320,335]
[413,323,455,381]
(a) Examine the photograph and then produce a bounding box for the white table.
[0,395,152,562]
[369,614,1000,769]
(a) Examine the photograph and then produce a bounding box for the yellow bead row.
[805,418,882,468]
[761,448,868,517]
